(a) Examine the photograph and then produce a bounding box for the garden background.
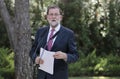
[0,0,120,79]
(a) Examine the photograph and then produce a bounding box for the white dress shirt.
[47,24,61,46]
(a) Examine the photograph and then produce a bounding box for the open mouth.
[52,20,56,22]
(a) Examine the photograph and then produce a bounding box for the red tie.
[47,29,55,50]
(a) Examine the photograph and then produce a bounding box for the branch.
[0,0,16,49]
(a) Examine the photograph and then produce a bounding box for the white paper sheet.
[38,48,55,75]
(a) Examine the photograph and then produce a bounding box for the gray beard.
[50,21,60,27]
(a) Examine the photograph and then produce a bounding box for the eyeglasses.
[48,13,61,16]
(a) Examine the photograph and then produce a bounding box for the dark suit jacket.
[30,25,79,79]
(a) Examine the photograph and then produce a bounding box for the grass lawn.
[69,77,120,79]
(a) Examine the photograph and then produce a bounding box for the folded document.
[38,48,55,75]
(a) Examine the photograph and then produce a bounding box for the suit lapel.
[52,26,64,50]
[41,26,49,48]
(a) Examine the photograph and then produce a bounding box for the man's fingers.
[53,51,67,60]
[35,57,40,64]
[35,57,44,64]
[39,59,44,64]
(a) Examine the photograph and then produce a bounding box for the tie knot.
[51,28,55,32]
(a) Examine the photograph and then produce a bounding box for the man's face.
[47,8,62,27]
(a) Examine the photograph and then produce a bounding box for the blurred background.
[0,0,120,79]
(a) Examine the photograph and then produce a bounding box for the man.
[30,5,79,79]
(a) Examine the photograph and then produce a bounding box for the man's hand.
[35,56,44,64]
[53,51,67,61]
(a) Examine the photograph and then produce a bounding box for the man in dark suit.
[30,5,79,79]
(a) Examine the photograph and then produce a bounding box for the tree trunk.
[0,0,33,79]
[14,0,33,79]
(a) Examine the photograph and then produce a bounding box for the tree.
[0,0,33,79]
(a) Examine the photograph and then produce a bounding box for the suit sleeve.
[29,30,40,63]
[66,32,79,63]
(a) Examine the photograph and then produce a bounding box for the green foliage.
[59,0,102,55]
[0,48,14,79]
[105,0,120,55]
[102,54,120,76]
[0,75,4,79]
[58,0,120,56]
[69,50,120,76]
[30,0,43,35]
[69,49,98,76]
